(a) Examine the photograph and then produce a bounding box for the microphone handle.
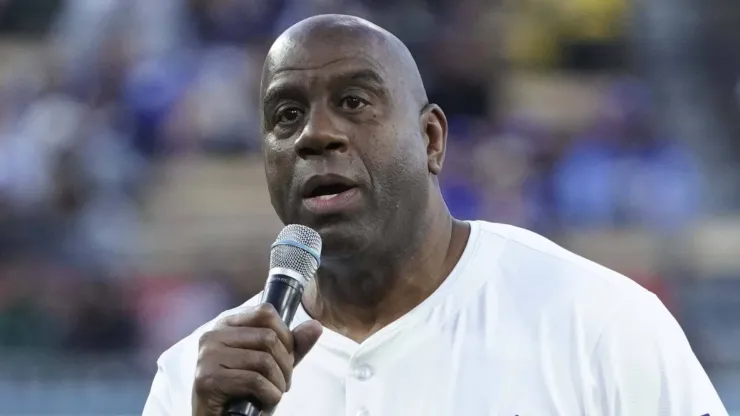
[225,275,305,416]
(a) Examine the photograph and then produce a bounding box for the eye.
[275,107,304,126]
[339,96,369,111]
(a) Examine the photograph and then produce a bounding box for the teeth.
[317,194,339,200]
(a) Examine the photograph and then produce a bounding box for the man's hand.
[192,304,323,416]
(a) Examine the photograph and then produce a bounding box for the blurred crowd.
[0,0,723,377]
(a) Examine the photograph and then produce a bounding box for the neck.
[302,197,470,344]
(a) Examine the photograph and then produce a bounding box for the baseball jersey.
[142,221,728,416]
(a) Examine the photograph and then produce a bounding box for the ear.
[420,103,448,175]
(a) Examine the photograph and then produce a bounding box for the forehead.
[263,35,396,91]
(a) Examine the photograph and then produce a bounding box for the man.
[143,15,728,416]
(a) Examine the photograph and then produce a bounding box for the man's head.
[260,15,448,258]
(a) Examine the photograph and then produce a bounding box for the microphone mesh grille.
[269,224,322,286]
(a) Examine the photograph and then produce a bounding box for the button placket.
[345,357,380,416]
[352,364,374,381]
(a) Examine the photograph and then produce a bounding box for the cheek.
[367,129,427,193]
[264,137,295,174]
[263,147,295,206]
[385,127,427,171]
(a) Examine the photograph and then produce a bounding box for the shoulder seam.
[587,291,658,360]
[485,229,611,282]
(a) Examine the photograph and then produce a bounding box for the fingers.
[221,304,294,354]
[292,320,323,366]
[211,326,294,383]
[216,347,288,393]
[195,329,287,415]
[194,366,283,412]
[193,305,323,416]
[221,369,283,410]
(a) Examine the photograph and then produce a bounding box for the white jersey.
[142,221,728,416]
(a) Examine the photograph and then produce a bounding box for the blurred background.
[0,0,738,414]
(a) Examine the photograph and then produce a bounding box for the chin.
[313,221,371,260]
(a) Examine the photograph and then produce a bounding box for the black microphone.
[226,224,322,416]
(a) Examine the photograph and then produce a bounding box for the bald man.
[142,15,728,416]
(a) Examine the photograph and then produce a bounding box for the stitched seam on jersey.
[484,225,655,409]
[485,226,650,293]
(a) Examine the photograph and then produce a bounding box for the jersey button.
[356,408,371,416]
[352,364,374,381]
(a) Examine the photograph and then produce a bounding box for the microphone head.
[269,224,322,286]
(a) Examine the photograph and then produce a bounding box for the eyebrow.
[262,68,388,108]
[326,68,389,102]
[338,69,386,89]
[262,83,303,110]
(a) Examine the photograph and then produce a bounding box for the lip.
[302,187,362,214]
[301,174,357,199]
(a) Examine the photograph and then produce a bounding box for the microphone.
[226,224,322,416]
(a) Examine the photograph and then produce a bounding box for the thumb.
[292,319,323,366]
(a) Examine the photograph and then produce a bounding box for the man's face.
[261,35,430,257]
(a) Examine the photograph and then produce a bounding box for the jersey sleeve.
[590,292,729,416]
[142,356,176,416]
[140,297,262,416]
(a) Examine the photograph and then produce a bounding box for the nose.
[294,107,349,159]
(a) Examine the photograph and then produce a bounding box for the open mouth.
[305,183,356,200]
[301,175,362,214]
